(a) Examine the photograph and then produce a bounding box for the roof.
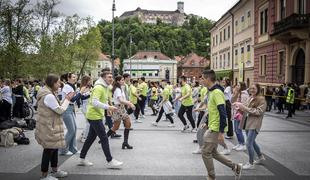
[174,56,184,62]
[120,7,182,18]
[130,51,171,60]
[178,53,210,68]
[98,53,110,61]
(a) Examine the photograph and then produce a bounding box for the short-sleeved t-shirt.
[162,87,170,101]
[181,83,193,106]
[208,88,226,132]
[113,88,125,105]
[139,82,148,97]
[200,87,208,102]
[129,85,138,104]
[151,87,158,100]
[62,84,74,100]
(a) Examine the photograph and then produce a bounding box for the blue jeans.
[234,120,245,145]
[60,105,78,154]
[174,100,181,114]
[246,130,262,164]
[80,120,113,162]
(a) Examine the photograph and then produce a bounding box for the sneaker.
[135,119,143,123]
[181,125,190,132]
[80,137,86,143]
[191,128,198,133]
[242,162,255,170]
[254,155,266,164]
[232,144,240,150]
[107,159,123,169]
[60,151,73,156]
[151,122,158,126]
[236,145,246,151]
[220,148,231,155]
[141,115,145,119]
[78,158,94,166]
[50,170,68,178]
[75,150,81,155]
[111,133,122,138]
[40,175,58,180]
[168,123,175,127]
[225,135,233,139]
[233,163,242,180]
[192,147,202,154]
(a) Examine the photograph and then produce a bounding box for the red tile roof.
[178,53,209,67]
[130,51,171,60]
[98,53,110,61]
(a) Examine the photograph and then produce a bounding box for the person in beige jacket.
[35,74,74,180]
[233,83,267,170]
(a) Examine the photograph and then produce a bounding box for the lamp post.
[111,0,116,77]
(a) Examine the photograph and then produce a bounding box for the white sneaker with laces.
[50,170,68,178]
[220,148,231,155]
[78,158,94,166]
[236,145,246,151]
[242,163,255,170]
[61,151,73,156]
[191,128,198,133]
[40,175,58,180]
[254,155,266,164]
[151,122,158,126]
[181,125,190,132]
[107,159,123,169]
[232,144,240,150]
[192,147,202,154]
[168,123,175,127]
[135,119,143,123]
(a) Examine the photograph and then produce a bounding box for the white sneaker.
[141,115,145,119]
[191,128,198,133]
[242,163,255,170]
[80,137,86,143]
[254,155,266,164]
[50,170,68,178]
[220,148,231,155]
[232,144,240,150]
[192,147,202,154]
[78,158,94,166]
[236,145,246,151]
[75,150,81,155]
[168,123,175,127]
[135,119,143,123]
[40,175,58,180]
[181,125,190,132]
[107,159,123,169]
[151,122,158,126]
[61,151,73,156]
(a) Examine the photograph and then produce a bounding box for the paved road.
[0,108,310,180]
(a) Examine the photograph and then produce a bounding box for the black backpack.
[14,130,30,145]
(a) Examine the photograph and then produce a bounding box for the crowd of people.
[1,68,310,180]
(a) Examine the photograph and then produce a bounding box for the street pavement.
[0,107,310,180]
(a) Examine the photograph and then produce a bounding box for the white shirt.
[62,84,74,100]
[113,87,125,105]
[224,86,232,101]
[0,86,12,104]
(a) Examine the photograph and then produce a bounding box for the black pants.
[0,100,11,121]
[133,103,141,120]
[149,99,158,115]
[104,110,113,129]
[277,100,284,112]
[138,95,146,115]
[41,149,58,172]
[156,107,174,123]
[13,97,24,118]
[80,120,113,162]
[197,111,205,127]
[287,103,293,117]
[178,105,195,128]
[225,100,234,137]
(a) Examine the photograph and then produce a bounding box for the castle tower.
[177,1,184,13]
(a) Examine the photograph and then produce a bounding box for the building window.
[260,8,268,35]
[142,73,146,76]
[248,11,251,18]
[227,52,230,67]
[213,37,215,46]
[220,31,222,43]
[223,54,226,68]
[259,55,267,76]
[220,55,222,68]
[247,44,251,61]
[241,16,244,22]
[241,47,244,54]
[280,0,286,19]
[155,72,158,76]
[132,73,136,76]
[224,29,226,41]
[216,56,218,69]
[235,20,238,33]
[228,26,230,39]
[154,55,158,59]
[149,73,153,76]
[216,35,218,45]
[298,0,305,14]
[278,51,285,75]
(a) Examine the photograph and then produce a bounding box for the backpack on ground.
[25,118,36,130]
[0,128,20,147]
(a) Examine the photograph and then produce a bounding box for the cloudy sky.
[49,0,238,22]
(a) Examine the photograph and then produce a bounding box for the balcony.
[272,13,310,40]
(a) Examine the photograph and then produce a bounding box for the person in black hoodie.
[12,79,24,119]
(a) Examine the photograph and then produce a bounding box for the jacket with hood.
[35,86,69,149]
[86,77,110,120]
[207,84,227,133]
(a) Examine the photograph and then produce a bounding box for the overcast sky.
[48,0,238,22]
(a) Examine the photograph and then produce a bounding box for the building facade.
[254,0,310,88]
[119,2,186,26]
[177,53,210,82]
[231,0,255,87]
[123,51,177,84]
[210,11,234,81]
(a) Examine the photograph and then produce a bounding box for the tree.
[138,41,146,51]
[119,43,128,75]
